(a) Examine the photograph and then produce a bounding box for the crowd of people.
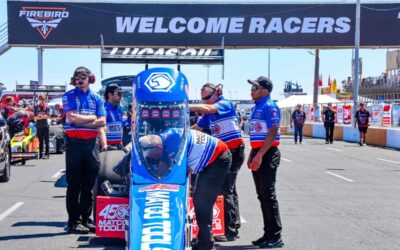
[59,66,285,249]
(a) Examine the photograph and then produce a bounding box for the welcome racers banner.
[6,1,400,48]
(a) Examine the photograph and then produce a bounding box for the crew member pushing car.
[63,66,106,234]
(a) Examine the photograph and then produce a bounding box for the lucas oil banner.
[6,2,400,47]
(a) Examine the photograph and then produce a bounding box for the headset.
[70,67,96,86]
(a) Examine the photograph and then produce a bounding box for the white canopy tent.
[277,95,340,108]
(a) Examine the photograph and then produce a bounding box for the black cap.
[104,83,124,100]
[248,76,273,92]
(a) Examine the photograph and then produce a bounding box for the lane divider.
[281,157,292,163]
[325,171,354,182]
[376,158,400,165]
[0,202,24,222]
[51,169,65,179]
[326,147,343,152]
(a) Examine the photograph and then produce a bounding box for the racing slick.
[247,76,284,249]
[139,129,231,250]
[99,83,124,151]
[63,66,106,234]
[355,102,371,146]
[190,83,245,241]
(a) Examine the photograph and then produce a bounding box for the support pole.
[268,49,271,79]
[353,0,361,126]
[313,49,320,111]
[37,46,43,86]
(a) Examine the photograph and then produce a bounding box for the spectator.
[290,104,306,144]
[190,83,245,241]
[63,66,106,234]
[51,103,65,125]
[247,76,284,248]
[355,102,371,146]
[99,83,124,151]
[34,95,50,159]
[322,103,336,144]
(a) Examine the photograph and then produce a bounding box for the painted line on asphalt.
[240,216,247,223]
[51,169,65,179]
[0,202,24,222]
[376,158,400,165]
[281,157,292,163]
[326,147,343,152]
[325,171,354,182]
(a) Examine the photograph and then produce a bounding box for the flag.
[318,74,322,87]
[331,79,337,93]
[328,75,332,87]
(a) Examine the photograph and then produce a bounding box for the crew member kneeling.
[140,129,231,250]
[63,66,106,234]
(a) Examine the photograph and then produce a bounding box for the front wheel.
[0,147,10,182]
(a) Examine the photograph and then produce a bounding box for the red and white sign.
[382,104,392,127]
[189,195,225,238]
[96,196,128,239]
[343,105,352,124]
[310,106,315,122]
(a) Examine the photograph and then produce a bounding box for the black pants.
[220,146,245,237]
[65,138,100,226]
[193,150,231,249]
[37,126,49,157]
[294,126,303,143]
[250,147,282,239]
[324,122,335,143]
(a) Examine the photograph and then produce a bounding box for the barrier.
[302,123,399,150]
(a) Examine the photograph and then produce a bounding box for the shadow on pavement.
[55,174,67,188]
[12,221,66,228]
[76,236,125,249]
[0,232,69,241]
[215,244,259,249]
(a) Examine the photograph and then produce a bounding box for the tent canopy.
[277,95,340,108]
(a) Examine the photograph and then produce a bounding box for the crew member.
[99,83,124,151]
[7,109,31,138]
[139,129,231,250]
[122,104,132,146]
[51,103,65,125]
[290,104,306,144]
[34,95,50,159]
[247,76,284,248]
[63,66,106,234]
[190,83,244,241]
[2,96,16,120]
[355,102,370,146]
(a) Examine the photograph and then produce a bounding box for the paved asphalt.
[0,136,400,250]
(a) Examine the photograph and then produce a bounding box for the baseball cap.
[328,103,332,107]
[247,76,273,92]
[73,66,91,76]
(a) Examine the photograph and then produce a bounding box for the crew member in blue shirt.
[63,66,106,234]
[247,76,284,249]
[99,83,124,151]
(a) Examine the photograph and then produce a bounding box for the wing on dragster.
[129,183,188,250]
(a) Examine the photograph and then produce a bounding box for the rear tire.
[93,150,126,221]
[0,147,10,182]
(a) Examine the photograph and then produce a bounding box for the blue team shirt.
[197,96,243,149]
[249,96,280,149]
[63,87,105,139]
[104,102,123,145]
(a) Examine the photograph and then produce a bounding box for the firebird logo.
[19,7,69,39]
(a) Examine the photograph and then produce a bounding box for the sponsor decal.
[19,6,69,39]
[211,124,221,134]
[150,108,160,118]
[96,196,129,239]
[255,122,263,132]
[141,108,150,118]
[172,109,180,119]
[141,190,173,250]
[138,183,180,192]
[161,108,171,118]
[144,72,176,93]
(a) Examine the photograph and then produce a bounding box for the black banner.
[6,1,400,48]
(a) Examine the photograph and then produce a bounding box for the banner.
[6,2,400,48]
[310,106,315,122]
[393,104,400,127]
[382,104,392,127]
[371,104,381,125]
[343,105,352,124]
[337,105,344,124]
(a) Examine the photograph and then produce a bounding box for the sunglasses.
[74,74,88,81]
[251,85,263,92]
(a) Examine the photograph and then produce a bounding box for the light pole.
[268,49,271,78]
[353,0,361,126]
[204,65,210,83]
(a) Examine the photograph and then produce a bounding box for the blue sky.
[0,0,388,100]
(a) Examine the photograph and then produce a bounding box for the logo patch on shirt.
[211,124,221,134]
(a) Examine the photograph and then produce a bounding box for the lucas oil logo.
[144,72,176,93]
[19,7,69,39]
